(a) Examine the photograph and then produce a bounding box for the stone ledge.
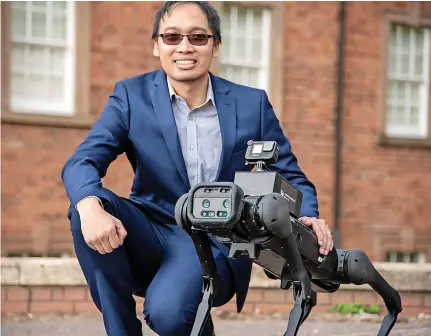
[2,258,431,292]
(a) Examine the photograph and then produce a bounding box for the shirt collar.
[167,74,215,105]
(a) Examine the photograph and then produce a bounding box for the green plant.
[329,303,380,315]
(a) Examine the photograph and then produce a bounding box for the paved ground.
[2,314,431,336]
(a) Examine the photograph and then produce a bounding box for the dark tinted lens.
[189,34,208,46]
[162,33,182,45]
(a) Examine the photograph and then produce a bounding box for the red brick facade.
[2,2,431,261]
[2,285,431,317]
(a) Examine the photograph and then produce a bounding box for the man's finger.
[100,237,113,253]
[326,231,332,253]
[108,233,121,250]
[115,221,128,244]
[299,216,312,226]
[318,219,330,254]
[313,218,326,252]
[93,241,106,254]
[87,242,97,251]
[323,223,333,253]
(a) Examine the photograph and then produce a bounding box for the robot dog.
[175,140,402,336]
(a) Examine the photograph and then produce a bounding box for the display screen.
[252,144,264,154]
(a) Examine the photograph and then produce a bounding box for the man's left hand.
[298,216,333,255]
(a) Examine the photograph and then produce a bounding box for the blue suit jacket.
[62,69,319,312]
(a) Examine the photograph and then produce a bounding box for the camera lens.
[222,199,231,208]
[202,199,210,208]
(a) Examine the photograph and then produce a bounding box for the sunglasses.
[158,33,214,46]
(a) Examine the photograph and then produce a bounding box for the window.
[10,1,75,115]
[211,2,284,120]
[220,4,271,91]
[385,251,426,263]
[380,6,431,147]
[1,1,92,128]
[385,24,430,139]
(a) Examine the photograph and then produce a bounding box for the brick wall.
[339,2,431,260]
[1,1,161,256]
[2,285,431,317]
[2,1,431,262]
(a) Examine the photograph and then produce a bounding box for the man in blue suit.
[61,1,334,335]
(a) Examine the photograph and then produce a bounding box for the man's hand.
[298,216,333,255]
[76,197,127,254]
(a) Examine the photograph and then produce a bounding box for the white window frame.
[220,5,271,91]
[386,251,426,263]
[385,25,430,139]
[10,1,76,116]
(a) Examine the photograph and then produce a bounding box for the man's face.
[153,3,219,83]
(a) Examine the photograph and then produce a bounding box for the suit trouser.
[69,192,235,336]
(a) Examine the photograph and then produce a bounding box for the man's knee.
[144,300,202,336]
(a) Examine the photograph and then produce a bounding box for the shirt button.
[190,145,194,150]
[188,115,193,120]
[191,176,195,180]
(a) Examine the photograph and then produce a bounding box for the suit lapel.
[210,73,237,181]
[150,70,190,189]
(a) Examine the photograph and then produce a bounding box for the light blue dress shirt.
[167,76,222,188]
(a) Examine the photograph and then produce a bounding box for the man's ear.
[153,40,160,57]
[212,43,220,58]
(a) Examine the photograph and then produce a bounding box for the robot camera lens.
[222,199,231,208]
[202,199,211,208]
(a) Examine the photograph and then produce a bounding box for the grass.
[329,303,381,315]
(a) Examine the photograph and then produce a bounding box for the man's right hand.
[76,197,127,254]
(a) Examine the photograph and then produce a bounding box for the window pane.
[388,80,397,101]
[410,83,419,106]
[410,106,419,125]
[249,68,259,87]
[27,45,46,72]
[396,106,405,124]
[401,26,410,51]
[222,35,230,59]
[12,7,26,38]
[253,10,262,37]
[53,1,66,11]
[11,73,26,98]
[233,66,243,83]
[400,53,409,75]
[237,7,247,32]
[222,5,231,32]
[415,55,423,76]
[32,1,47,9]
[11,44,26,69]
[28,74,46,99]
[415,28,424,54]
[237,34,246,59]
[52,14,67,40]
[50,48,65,74]
[31,11,47,38]
[252,37,262,62]
[50,77,64,101]
[388,50,396,74]
[387,105,396,124]
[397,81,405,104]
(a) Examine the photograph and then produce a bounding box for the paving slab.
[1,313,431,336]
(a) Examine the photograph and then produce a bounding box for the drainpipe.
[333,1,347,248]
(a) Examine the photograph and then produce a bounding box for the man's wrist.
[76,196,104,213]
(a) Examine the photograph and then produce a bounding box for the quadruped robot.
[175,140,402,336]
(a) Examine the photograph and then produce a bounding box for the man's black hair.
[152,1,222,45]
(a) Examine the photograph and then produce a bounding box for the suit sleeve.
[259,90,319,218]
[61,81,130,208]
